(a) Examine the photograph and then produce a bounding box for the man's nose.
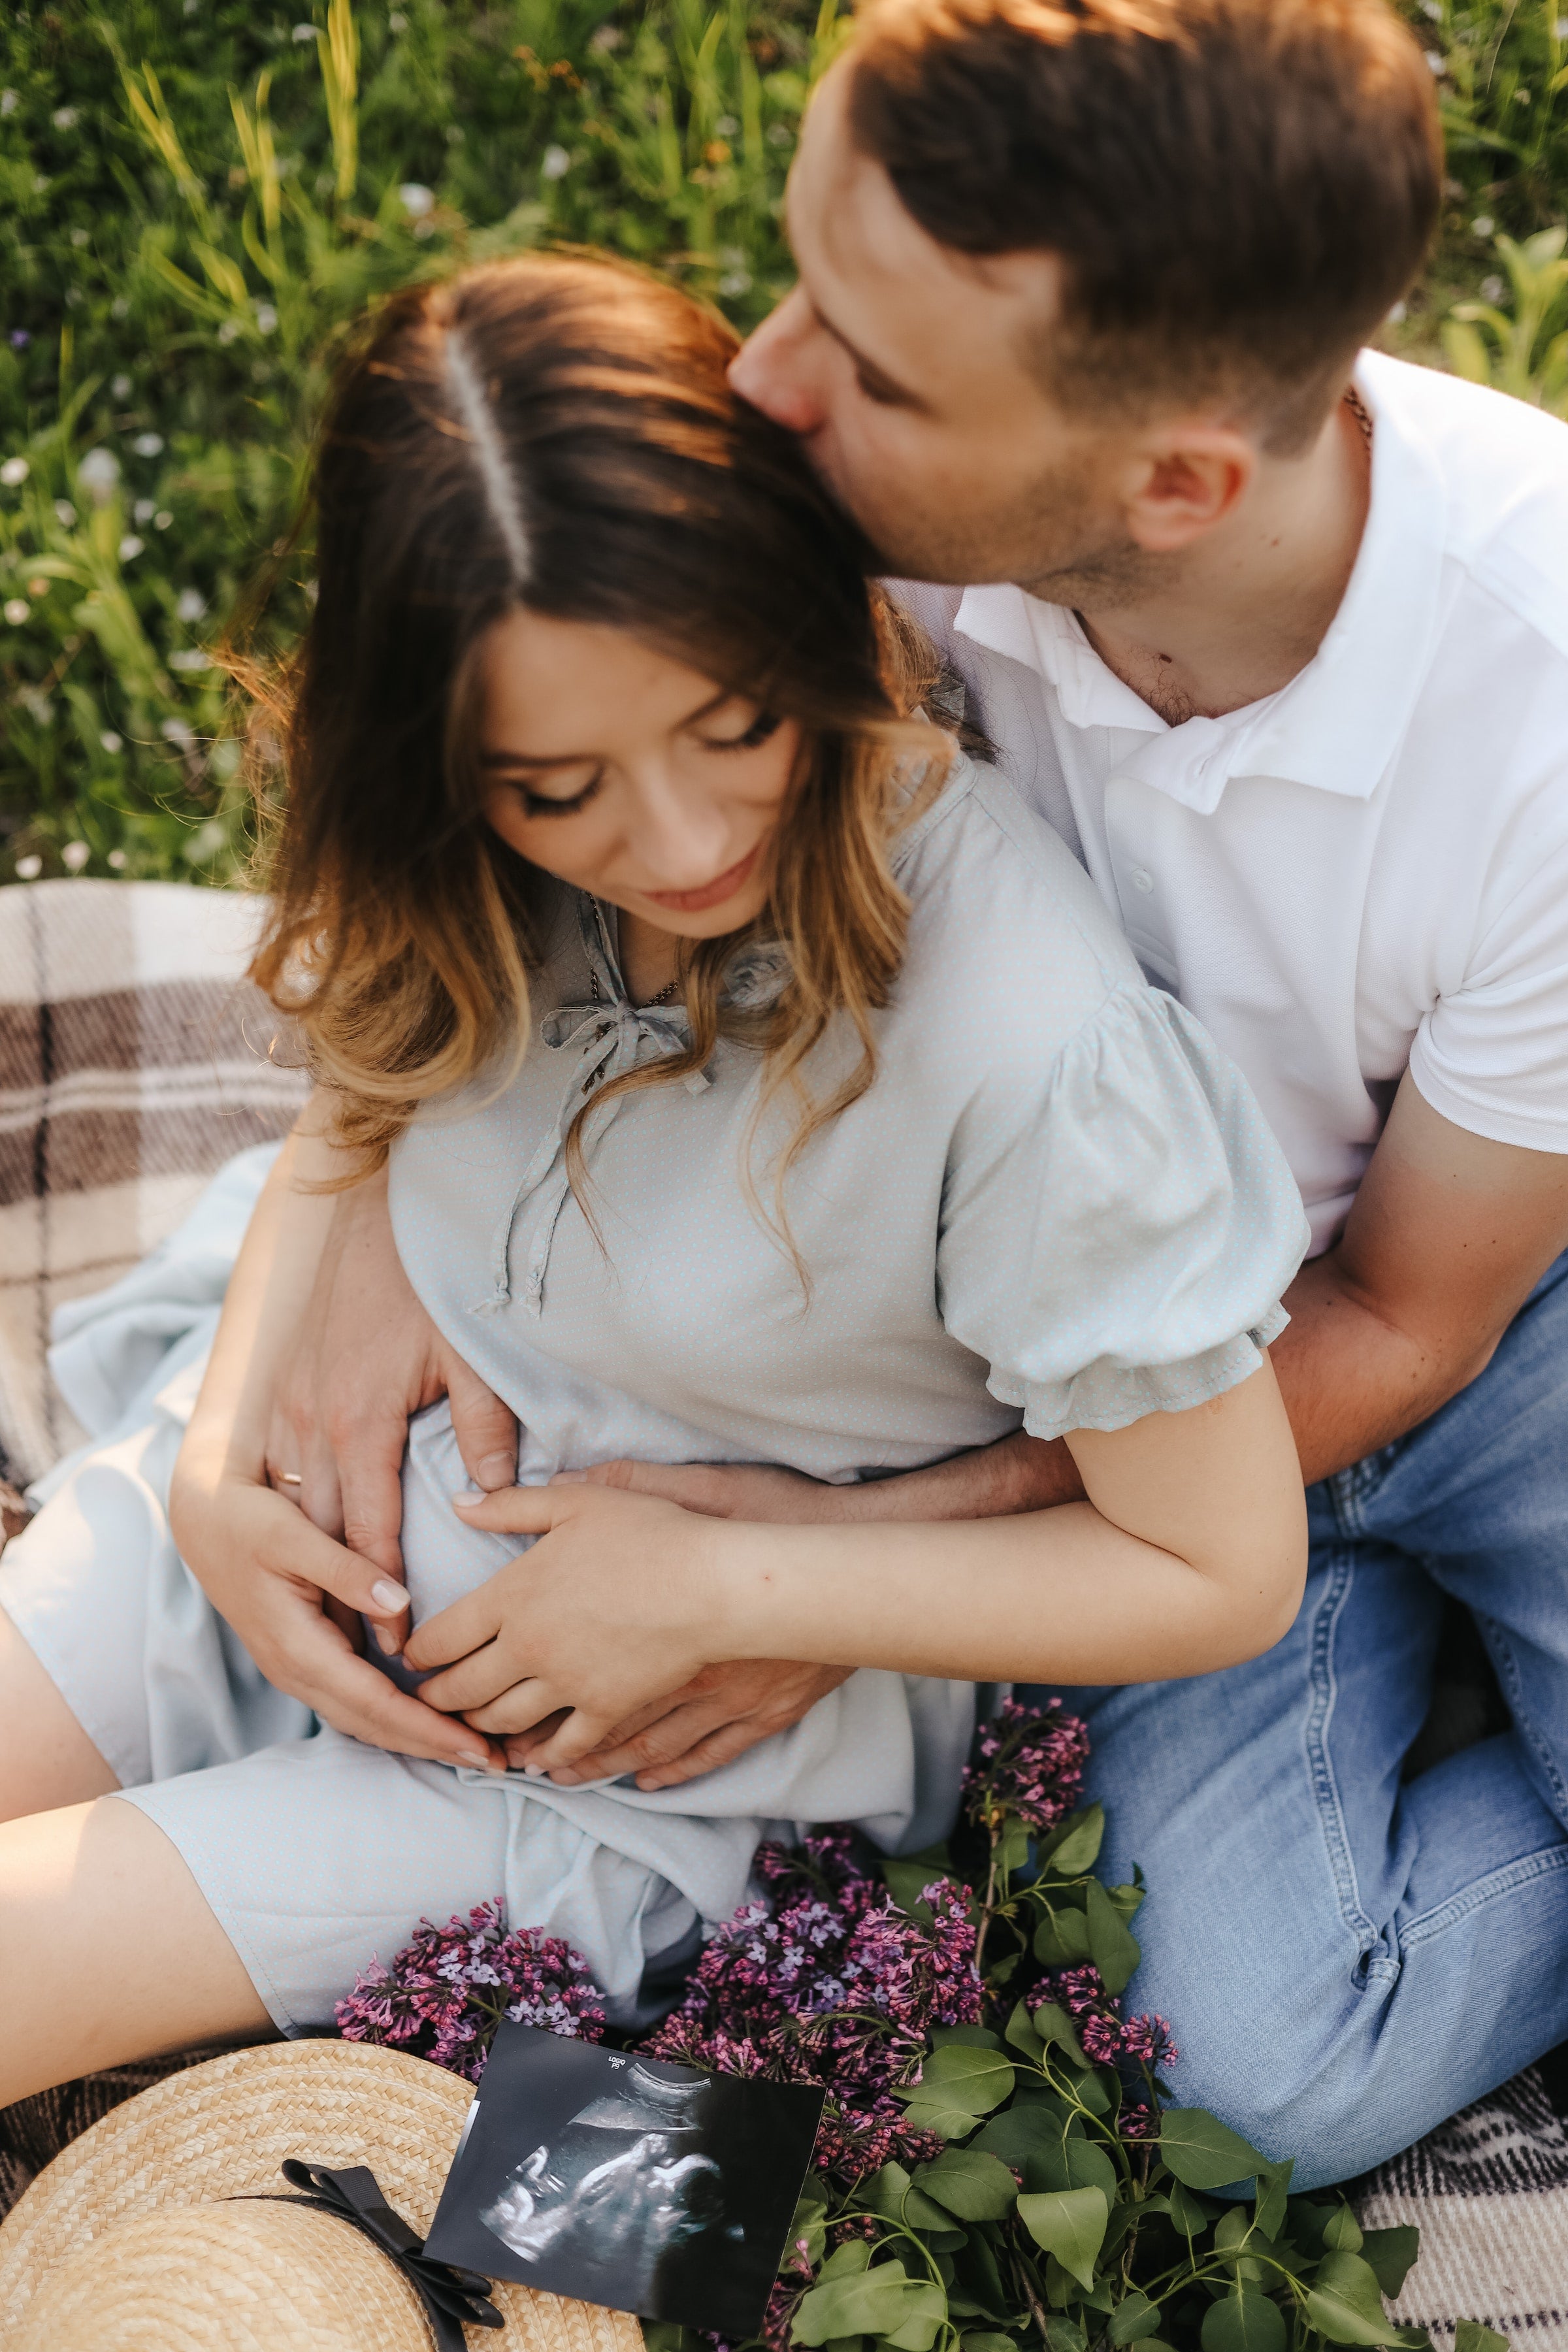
[729,290,826,436]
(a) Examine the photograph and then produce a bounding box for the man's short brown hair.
[847,0,1441,449]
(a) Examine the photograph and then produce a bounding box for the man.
[231,0,1568,2181]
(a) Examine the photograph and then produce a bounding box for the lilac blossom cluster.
[962,1695,1091,1834]
[1028,1960,1176,2136]
[642,1832,981,2178]
[335,1899,606,2081]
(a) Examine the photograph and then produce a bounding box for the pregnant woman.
[0,257,1309,2101]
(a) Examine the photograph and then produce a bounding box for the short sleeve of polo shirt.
[1409,760,1568,1154]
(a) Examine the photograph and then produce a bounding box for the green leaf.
[1004,2000,1046,2064]
[1083,1878,1142,1995]
[1025,2001,1090,2068]
[1105,1882,1147,1926]
[1301,2250,1402,2346]
[1252,2160,1293,2244]
[1017,2187,1109,2291]
[1200,2291,1286,2352]
[972,2096,1076,2168]
[1108,2292,1162,2345]
[864,2161,952,2233]
[821,2240,874,2280]
[789,2189,828,2268]
[899,2042,1015,2117]
[1158,2108,1267,2191]
[1034,1906,1094,1967]
[998,1816,1032,1880]
[960,2336,1017,2352]
[1024,2131,1119,2204]
[1045,1805,1105,1877]
[1454,2328,1509,2352]
[1359,2227,1419,2298]
[1323,2205,1364,2252]
[1041,2323,1086,2352]
[793,2265,946,2349]
[913,2149,1020,2222]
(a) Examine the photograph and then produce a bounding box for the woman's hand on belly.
[402,1483,738,1762]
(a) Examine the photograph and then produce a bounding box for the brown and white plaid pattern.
[0,876,308,1487]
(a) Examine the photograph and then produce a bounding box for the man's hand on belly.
[501,1659,853,1790]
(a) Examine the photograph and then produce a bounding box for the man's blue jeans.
[1021,1249,1568,2189]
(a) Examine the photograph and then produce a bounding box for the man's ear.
[1119,425,1256,554]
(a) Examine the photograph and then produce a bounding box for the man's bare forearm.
[832,1429,1086,1519]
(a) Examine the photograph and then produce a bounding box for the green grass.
[1,0,1565,885]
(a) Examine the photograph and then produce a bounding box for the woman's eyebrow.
[478,690,734,770]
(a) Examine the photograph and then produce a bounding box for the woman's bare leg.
[0,1795,272,2102]
[0,1608,120,1823]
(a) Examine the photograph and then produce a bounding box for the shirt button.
[1129,867,1155,894]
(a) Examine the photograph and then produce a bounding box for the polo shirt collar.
[951,351,1448,813]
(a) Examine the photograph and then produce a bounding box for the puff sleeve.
[936,983,1311,1439]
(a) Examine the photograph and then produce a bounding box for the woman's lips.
[642,842,760,914]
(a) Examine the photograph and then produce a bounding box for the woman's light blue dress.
[0,757,1309,2031]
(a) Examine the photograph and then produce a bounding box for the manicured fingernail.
[551,1469,587,1485]
[477,1453,515,1488]
[370,1578,410,1612]
[372,1622,400,1656]
[452,1490,483,1510]
[458,1749,489,1769]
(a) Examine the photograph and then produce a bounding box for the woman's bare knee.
[0,1796,272,2102]
[0,1608,120,1822]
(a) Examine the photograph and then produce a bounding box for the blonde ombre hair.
[248,257,951,1192]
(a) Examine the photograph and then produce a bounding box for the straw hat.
[0,2040,647,2352]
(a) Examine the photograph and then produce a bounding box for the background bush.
[1,0,1565,885]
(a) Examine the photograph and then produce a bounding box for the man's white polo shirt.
[895,351,1568,1254]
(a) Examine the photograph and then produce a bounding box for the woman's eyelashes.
[701,709,782,753]
[517,770,604,818]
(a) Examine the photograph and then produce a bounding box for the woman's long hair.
[246,255,948,1192]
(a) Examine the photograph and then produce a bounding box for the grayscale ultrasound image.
[425,2021,825,2337]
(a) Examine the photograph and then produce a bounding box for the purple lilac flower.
[1028,1962,1177,2080]
[962,1697,1091,1835]
[335,1900,605,2082]
[642,1831,980,2181]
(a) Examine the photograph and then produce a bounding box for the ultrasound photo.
[425,2020,826,2337]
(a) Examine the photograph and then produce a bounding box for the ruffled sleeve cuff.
[1005,1301,1290,1442]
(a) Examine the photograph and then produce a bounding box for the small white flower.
[541,144,571,180]
[111,297,129,319]
[255,303,278,334]
[65,287,84,309]
[766,122,792,146]
[54,499,77,527]
[389,10,408,27]
[0,457,29,487]
[101,730,123,753]
[1425,49,1446,73]
[589,22,621,48]
[107,847,127,870]
[399,182,435,218]
[218,318,240,345]
[169,648,212,672]
[293,21,318,39]
[1481,274,1506,302]
[61,840,90,872]
[52,106,78,130]
[154,510,173,530]
[3,597,29,625]
[112,374,133,399]
[1386,300,1407,324]
[161,717,195,749]
[184,0,199,14]
[718,270,753,297]
[133,431,165,457]
[176,587,207,622]
[78,446,121,503]
[133,498,155,524]
[1556,16,1568,37]
[14,855,42,880]
[69,226,90,248]
[0,91,18,116]
[1471,214,1495,237]
[1420,0,1441,16]
[184,818,228,863]
[33,173,50,193]
[715,115,739,137]
[1514,85,1531,103]
[118,534,144,561]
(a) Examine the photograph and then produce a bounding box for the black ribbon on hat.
[237,2159,504,2351]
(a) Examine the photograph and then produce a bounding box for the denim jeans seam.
[1469,1607,1568,1821]
[1304,1544,1381,1952]
[1397,1838,1568,1949]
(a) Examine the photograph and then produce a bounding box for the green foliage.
[4,0,1567,881]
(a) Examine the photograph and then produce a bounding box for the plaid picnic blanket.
[0,875,307,1488]
[0,876,1564,2340]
